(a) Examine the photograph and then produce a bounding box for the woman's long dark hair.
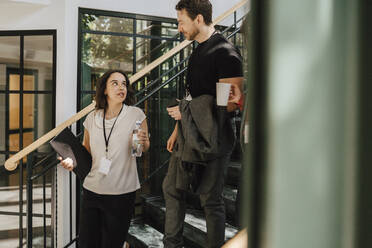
[95,69,136,110]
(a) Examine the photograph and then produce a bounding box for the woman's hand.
[58,157,74,171]
[137,129,149,146]
[138,120,150,152]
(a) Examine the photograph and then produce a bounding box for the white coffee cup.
[216,82,231,106]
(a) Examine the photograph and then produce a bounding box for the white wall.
[0,0,248,246]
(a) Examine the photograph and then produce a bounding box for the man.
[163,0,243,247]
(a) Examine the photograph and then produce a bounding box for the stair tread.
[148,198,238,240]
[228,161,241,168]
[128,221,164,247]
[0,186,52,206]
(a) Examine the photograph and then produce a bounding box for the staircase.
[0,1,248,247]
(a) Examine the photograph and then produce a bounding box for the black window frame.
[76,8,181,123]
[0,29,57,165]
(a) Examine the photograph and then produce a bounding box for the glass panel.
[33,94,53,139]
[0,36,20,90]
[0,35,54,247]
[81,93,94,109]
[9,93,19,130]
[136,20,152,36]
[82,14,133,33]
[136,20,179,38]
[0,94,4,152]
[9,74,19,91]
[9,133,34,152]
[8,93,52,151]
[24,36,53,91]
[33,93,53,154]
[23,93,34,129]
[160,22,179,38]
[80,93,94,132]
[0,154,4,167]
[82,33,133,90]
[82,33,133,70]
[81,62,94,91]
[136,38,180,71]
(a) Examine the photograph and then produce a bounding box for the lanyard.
[103,104,123,157]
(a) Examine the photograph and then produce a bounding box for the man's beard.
[186,28,199,41]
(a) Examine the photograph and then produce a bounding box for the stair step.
[142,196,238,248]
[186,185,238,226]
[0,186,52,207]
[223,186,238,226]
[127,218,164,248]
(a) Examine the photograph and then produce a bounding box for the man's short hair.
[175,0,213,25]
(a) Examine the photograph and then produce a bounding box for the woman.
[59,69,150,248]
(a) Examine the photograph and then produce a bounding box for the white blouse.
[82,105,146,195]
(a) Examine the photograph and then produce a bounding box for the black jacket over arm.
[170,94,235,192]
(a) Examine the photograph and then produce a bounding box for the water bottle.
[131,120,143,157]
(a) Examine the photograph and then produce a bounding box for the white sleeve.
[83,111,94,133]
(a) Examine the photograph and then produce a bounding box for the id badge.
[185,93,192,101]
[98,157,112,175]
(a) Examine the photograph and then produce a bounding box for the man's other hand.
[167,106,182,120]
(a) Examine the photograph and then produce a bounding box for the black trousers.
[78,188,136,248]
[162,153,230,248]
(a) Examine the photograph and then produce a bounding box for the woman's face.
[104,72,127,104]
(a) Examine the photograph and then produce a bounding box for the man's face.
[177,9,199,41]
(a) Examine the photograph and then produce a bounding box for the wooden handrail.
[4,0,248,171]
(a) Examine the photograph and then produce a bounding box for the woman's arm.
[82,129,91,154]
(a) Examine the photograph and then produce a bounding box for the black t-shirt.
[186,33,243,98]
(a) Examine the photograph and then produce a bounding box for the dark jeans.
[78,188,136,248]
[162,154,230,248]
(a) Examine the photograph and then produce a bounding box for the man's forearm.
[173,122,179,135]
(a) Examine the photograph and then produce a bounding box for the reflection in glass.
[0,37,20,86]
[24,36,53,91]
[82,14,133,33]
[82,33,133,71]
[136,38,181,71]
[136,20,179,38]
[0,154,4,169]
[0,35,20,188]
[0,94,4,152]
[81,34,133,92]
[0,34,54,247]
